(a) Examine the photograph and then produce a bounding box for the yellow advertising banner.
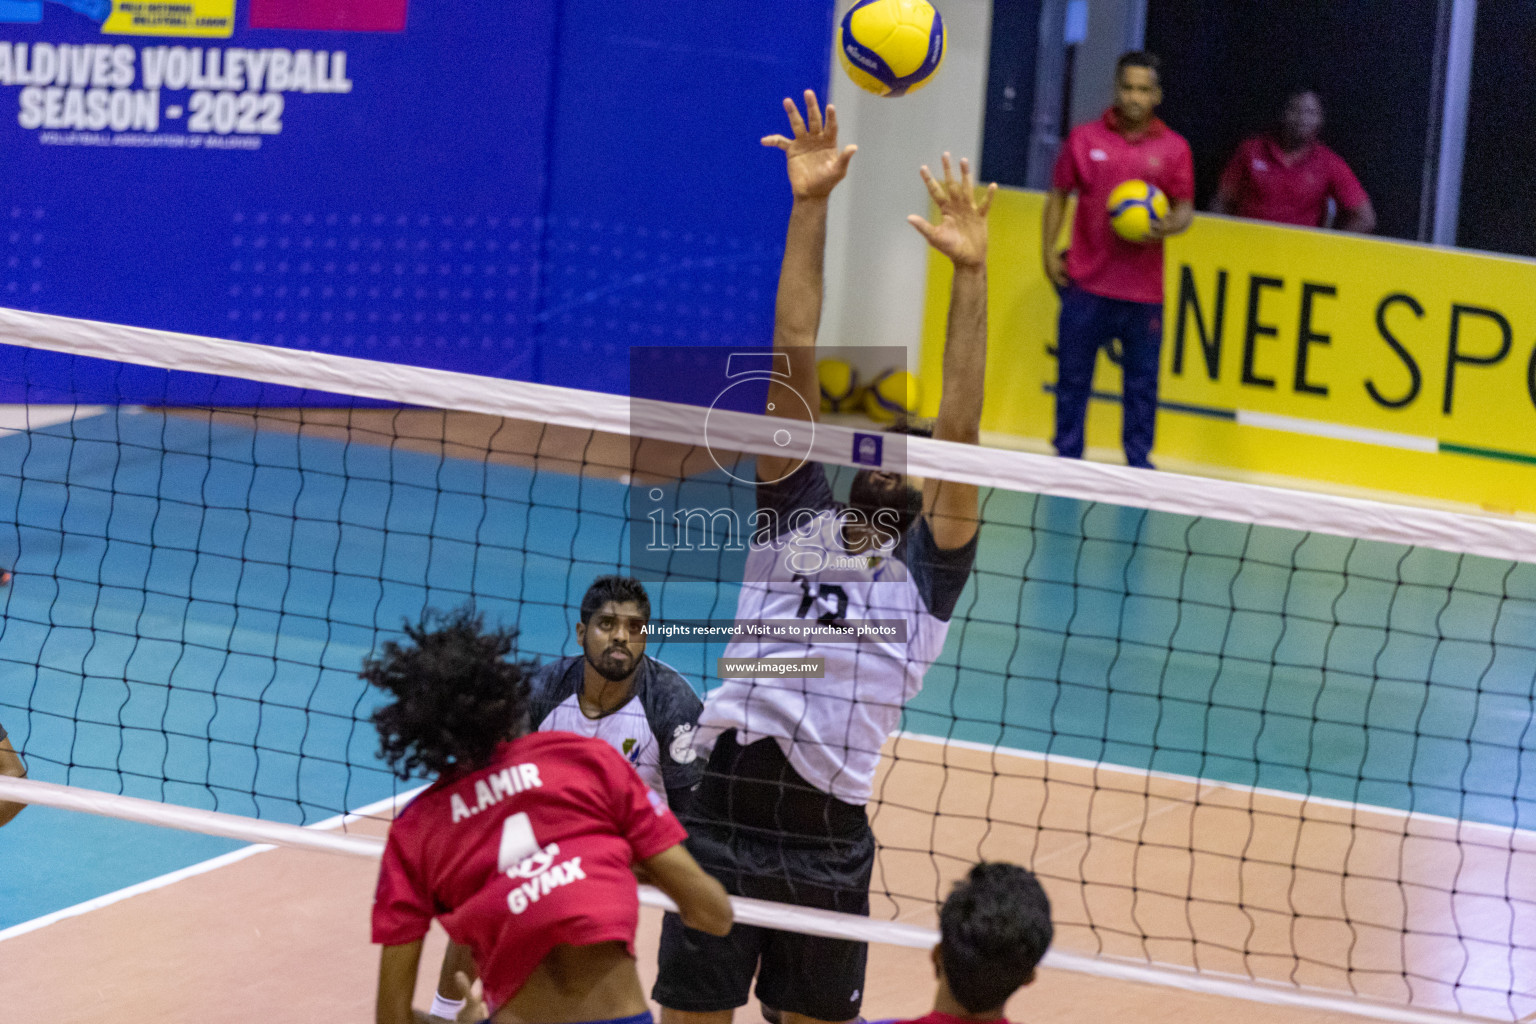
[920,188,1536,514]
[103,0,235,38]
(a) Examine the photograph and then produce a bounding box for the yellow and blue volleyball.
[817,358,863,413]
[837,0,946,98]
[864,368,921,423]
[1106,179,1171,243]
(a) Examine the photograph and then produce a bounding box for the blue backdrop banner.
[0,0,833,403]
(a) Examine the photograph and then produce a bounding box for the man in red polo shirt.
[1043,51,1194,470]
[1212,89,1375,232]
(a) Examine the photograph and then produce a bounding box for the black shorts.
[652,732,875,1021]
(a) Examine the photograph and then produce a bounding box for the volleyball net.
[0,308,1531,1022]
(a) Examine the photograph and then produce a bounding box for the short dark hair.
[939,862,1054,1014]
[1282,86,1323,109]
[365,607,533,779]
[1115,50,1160,81]
[580,575,651,624]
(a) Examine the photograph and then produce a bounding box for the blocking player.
[0,716,27,827]
[886,863,1054,1024]
[652,90,993,1024]
[428,574,705,1020]
[528,575,704,812]
[368,607,731,1024]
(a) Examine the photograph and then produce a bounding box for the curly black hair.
[364,607,534,780]
[1116,49,1161,81]
[939,862,1054,1014]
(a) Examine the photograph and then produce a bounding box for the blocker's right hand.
[762,89,857,200]
[1044,249,1069,289]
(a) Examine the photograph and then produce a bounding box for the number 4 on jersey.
[498,812,539,872]
[499,811,563,881]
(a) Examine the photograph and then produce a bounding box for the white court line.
[893,731,1536,844]
[0,759,1522,1022]
[0,404,107,437]
[0,784,423,944]
[0,844,274,943]
[1036,949,1493,1024]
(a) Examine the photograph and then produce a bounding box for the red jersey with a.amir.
[371,731,687,1010]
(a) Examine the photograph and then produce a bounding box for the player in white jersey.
[653,90,994,1024]
[428,575,704,1022]
[526,574,704,813]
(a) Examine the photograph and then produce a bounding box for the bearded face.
[577,601,646,683]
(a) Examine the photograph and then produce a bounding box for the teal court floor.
[0,405,1532,934]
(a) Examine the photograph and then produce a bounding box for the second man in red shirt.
[1212,89,1375,233]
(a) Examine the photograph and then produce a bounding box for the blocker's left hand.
[907,153,996,268]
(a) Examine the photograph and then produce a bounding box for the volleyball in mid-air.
[818,358,863,413]
[1106,179,1170,243]
[864,368,921,423]
[837,0,946,98]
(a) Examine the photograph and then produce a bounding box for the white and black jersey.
[695,462,976,805]
[528,654,705,808]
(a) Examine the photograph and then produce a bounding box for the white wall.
[1069,0,1143,128]
[820,0,994,376]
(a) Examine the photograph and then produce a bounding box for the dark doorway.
[980,0,1044,187]
[1145,0,1440,241]
[1458,1,1536,256]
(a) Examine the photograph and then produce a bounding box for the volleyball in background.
[1106,179,1170,243]
[818,358,863,413]
[864,368,922,423]
[837,0,946,98]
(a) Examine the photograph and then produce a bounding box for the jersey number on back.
[498,812,540,872]
[793,575,849,627]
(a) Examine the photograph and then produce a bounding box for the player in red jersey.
[882,863,1052,1024]
[367,608,732,1024]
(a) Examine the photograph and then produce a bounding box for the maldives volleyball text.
[0,43,353,136]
